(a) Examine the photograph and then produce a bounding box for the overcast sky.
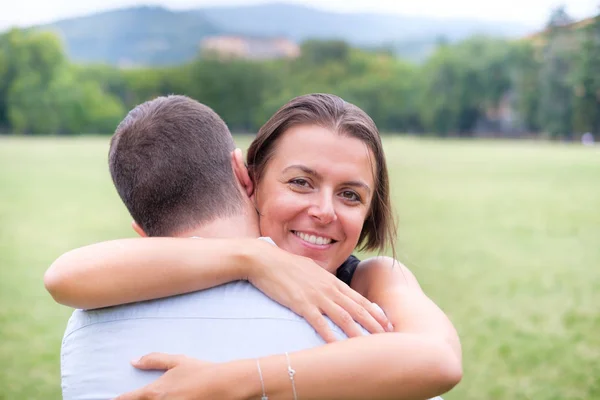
[1,0,597,31]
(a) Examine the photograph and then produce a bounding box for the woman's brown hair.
[247,93,397,254]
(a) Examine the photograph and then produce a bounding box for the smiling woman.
[247,94,395,265]
[251,124,377,273]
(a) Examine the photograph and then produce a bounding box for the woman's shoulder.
[354,256,421,290]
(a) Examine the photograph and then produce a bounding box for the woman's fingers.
[131,353,184,370]
[340,284,392,332]
[302,307,339,343]
[333,293,387,335]
[113,386,150,400]
[319,300,367,339]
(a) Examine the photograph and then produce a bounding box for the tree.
[573,13,600,134]
[537,6,577,138]
[338,55,421,133]
[0,29,69,134]
[187,58,277,132]
[418,37,514,136]
[299,40,351,66]
[547,5,575,28]
[511,42,541,132]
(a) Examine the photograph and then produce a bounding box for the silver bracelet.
[284,352,298,400]
[256,359,268,400]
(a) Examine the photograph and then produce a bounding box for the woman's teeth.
[294,231,332,245]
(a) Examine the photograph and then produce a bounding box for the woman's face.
[253,124,375,273]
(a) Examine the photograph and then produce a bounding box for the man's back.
[61,280,350,400]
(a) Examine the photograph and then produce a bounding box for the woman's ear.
[131,221,147,237]
[231,148,254,197]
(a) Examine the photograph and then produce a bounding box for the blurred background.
[0,1,598,399]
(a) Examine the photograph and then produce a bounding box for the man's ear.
[231,148,254,197]
[131,221,147,237]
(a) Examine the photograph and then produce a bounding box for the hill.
[38,6,219,66]
[32,3,532,66]
[200,3,529,45]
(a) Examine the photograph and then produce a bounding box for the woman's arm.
[117,332,458,400]
[115,257,462,400]
[353,256,462,362]
[246,334,459,400]
[44,237,258,309]
[44,237,390,341]
[242,256,462,399]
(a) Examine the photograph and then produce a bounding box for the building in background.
[523,16,596,47]
[200,35,300,60]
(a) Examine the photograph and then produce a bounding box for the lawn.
[0,135,598,399]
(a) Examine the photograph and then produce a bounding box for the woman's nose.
[308,194,337,224]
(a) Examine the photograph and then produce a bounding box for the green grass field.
[1,135,598,399]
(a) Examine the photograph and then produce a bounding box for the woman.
[45,93,462,399]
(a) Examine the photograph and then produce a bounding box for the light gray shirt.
[61,280,352,399]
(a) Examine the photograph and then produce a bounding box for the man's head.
[109,95,247,237]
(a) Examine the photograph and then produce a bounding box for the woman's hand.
[246,241,393,342]
[114,353,249,400]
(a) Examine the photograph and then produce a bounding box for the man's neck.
[177,212,260,239]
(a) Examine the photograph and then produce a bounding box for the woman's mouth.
[291,230,336,246]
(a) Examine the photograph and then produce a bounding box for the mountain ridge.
[28,3,532,66]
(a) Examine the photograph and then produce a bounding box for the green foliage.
[0,6,599,138]
[537,22,577,138]
[573,15,600,134]
[50,70,126,134]
[418,37,520,135]
[186,58,280,132]
[7,73,61,134]
[0,29,125,135]
[338,54,422,132]
[299,40,352,66]
[511,42,541,131]
[0,29,65,129]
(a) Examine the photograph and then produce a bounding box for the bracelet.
[285,352,298,400]
[256,359,268,400]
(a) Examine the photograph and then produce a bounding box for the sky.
[0,0,597,31]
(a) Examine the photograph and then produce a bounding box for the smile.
[292,231,335,246]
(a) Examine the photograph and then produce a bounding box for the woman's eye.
[289,178,311,188]
[341,190,360,202]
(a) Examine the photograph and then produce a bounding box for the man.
[56,95,365,399]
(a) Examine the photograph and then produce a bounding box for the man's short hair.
[109,95,244,236]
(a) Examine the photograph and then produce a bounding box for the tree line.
[0,7,598,139]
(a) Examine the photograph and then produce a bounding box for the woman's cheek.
[343,209,369,243]
[258,193,296,237]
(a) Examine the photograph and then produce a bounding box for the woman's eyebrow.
[344,181,372,194]
[282,164,319,176]
[282,164,371,194]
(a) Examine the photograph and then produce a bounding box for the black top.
[335,255,361,286]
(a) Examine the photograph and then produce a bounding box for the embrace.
[45,93,462,399]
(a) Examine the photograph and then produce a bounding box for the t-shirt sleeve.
[258,237,277,246]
